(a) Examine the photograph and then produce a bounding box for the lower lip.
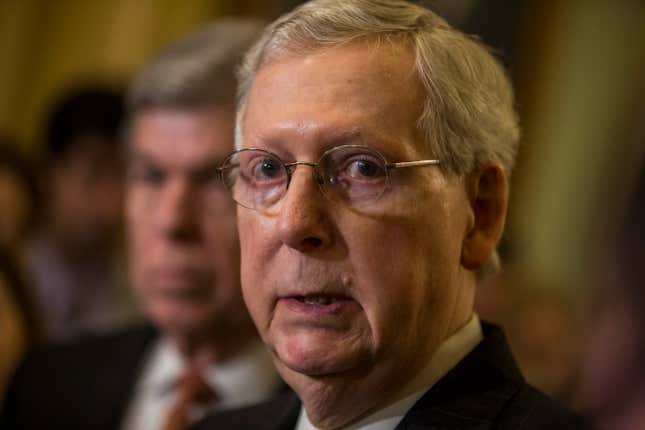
[280,297,356,316]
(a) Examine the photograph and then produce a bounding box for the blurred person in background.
[0,140,42,399]
[576,148,645,429]
[0,251,40,403]
[1,19,283,430]
[0,269,28,403]
[23,86,135,343]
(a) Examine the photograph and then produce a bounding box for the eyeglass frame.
[216,144,441,211]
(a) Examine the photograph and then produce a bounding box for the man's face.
[239,41,476,388]
[127,106,246,338]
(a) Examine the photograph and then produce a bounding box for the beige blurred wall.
[0,0,274,150]
[512,0,645,290]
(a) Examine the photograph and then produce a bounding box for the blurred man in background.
[0,140,41,399]
[1,19,283,430]
[24,86,134,343]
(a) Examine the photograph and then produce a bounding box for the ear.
[461,165,508,270]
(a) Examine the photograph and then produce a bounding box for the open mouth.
[281,294,356,316]
[294,295,345,305]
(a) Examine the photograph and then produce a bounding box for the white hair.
[235,0,520,178]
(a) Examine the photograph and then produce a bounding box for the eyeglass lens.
[220,146,391,211]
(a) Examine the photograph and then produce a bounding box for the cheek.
[343,207,458,341]
[238,211,273,277]
[126,188,146,233]
[238,212,276,327]
[126,197,152,270]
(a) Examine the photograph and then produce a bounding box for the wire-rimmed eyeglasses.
[217,144,440,212]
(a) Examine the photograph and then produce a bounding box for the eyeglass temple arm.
[388,159,440,169]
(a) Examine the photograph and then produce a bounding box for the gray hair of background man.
[128,18,263,114]
[236,0,519,176]
[235,0,518,276]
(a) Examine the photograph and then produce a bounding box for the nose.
[275,167,332,253]
[155,178,200,242]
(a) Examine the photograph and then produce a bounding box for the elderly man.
[1,20,283,430]
[195,1,583,429]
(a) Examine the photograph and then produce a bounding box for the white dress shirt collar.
[295,314,483,430]
[121,337,281,430]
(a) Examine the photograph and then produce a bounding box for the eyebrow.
[251,127,399,159]
[320,129,405,160]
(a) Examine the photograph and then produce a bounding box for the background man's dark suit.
[193,324,585,430]
[0,326,156,430]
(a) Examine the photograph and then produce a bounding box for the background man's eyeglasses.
[217,145,440,212]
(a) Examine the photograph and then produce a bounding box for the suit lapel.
[395,324,524,430]
[193,389,300,430]
[243,390,301,430]
[269,391,301,430]
[90,326,158,430]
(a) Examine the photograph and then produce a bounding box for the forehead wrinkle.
[284,122,364,145]
[247,121,403,159]
[248,119,354,141]
[253,42,418,110]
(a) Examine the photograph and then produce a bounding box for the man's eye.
[250,157,283,180]
[346,159,384,179]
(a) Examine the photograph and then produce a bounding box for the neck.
[284,350,431,429]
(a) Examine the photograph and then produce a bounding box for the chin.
[273,331,370,377]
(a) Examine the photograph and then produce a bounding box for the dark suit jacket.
[0,326,157,430]
[193,324,586,429]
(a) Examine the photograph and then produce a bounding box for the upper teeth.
[301,296,336,305]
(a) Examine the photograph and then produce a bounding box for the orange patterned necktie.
[162,370,218,430]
